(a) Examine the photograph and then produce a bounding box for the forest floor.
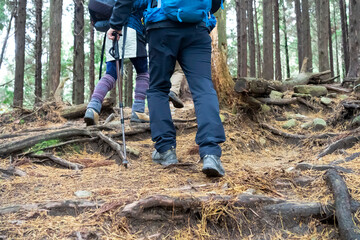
[0,90,360,239]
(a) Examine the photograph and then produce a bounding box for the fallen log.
[257,98,298,105]
[324,169,360,240]
[60,98,114,119]
[323,83,352,93]
[29,153,85,170]
[0,128,92,157]
[309,75,340,84]
[317,135,360,159]
[235,70,332,95]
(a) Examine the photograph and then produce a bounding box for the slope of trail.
[0,98,359,239]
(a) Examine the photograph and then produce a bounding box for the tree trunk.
[89,24,95,100]
[236,0,241,79]
[248,0,256,77]
[73,0,85,104]
[34,0,42,104]
[339,0,349,76]
[210,22,235,105]
[295,0,303,72]
[0,7,16,69]
[124,62,133,108]
[347,0,360,78]
[317,0,330,72]
[328,1,334,77]
[274,0,281,80]
[302,0,312,72]
[47,0,62,99]
[14,0,27,108]
[281,0,290,78]
[254,0,262,78]
[333,0,340,77]
[262,0,274,80]
[240,0,248,77]
[214,1,227,53]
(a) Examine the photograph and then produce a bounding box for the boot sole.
[202,167,224,177]
[84,117,96,126]
[170,100,184,108]
[130,118,149,123]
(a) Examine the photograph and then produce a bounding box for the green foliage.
[69,143,82,153]
[28,139,61,154]
[0,1,7,30]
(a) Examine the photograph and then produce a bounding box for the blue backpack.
[162,0,212,23]
[145,0,223,25]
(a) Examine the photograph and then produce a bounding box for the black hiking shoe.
[168,91,184,108]
[202,155,225,177]
[152,148,179,166]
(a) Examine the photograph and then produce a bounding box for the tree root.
[120,193,360,224]
[0,166,27,178]
[295,162,353,173]
[0,199,104,217]
[324,169,360,240]
[330,152,360,165]
[260,123,307,139]
[29,153,85,170]
[317,135,360,159]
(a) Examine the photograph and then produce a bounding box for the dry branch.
[96,132,124,164]
[260,123,307,139]
[30,153,85,170]
[317,135,360,159]
[0,128,92,157]
[324,169,360,240]
[295,162,352,173]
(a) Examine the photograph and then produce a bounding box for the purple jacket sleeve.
[109,0,137,31]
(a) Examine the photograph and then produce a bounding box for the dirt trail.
[0,98,360,239]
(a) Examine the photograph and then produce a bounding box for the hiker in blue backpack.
[84,0,150,125]
[108,0,226,177]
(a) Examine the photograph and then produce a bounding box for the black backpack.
[88,0,115,32]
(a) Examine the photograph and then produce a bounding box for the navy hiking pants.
[147,24,226,158]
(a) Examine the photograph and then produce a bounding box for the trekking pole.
[109,26,128,168]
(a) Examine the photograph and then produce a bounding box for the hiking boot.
[202,155,225,177]
[168,91,184,108]
[84,108,99,126]
[130,111,150,123]
[152,148,179,166]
